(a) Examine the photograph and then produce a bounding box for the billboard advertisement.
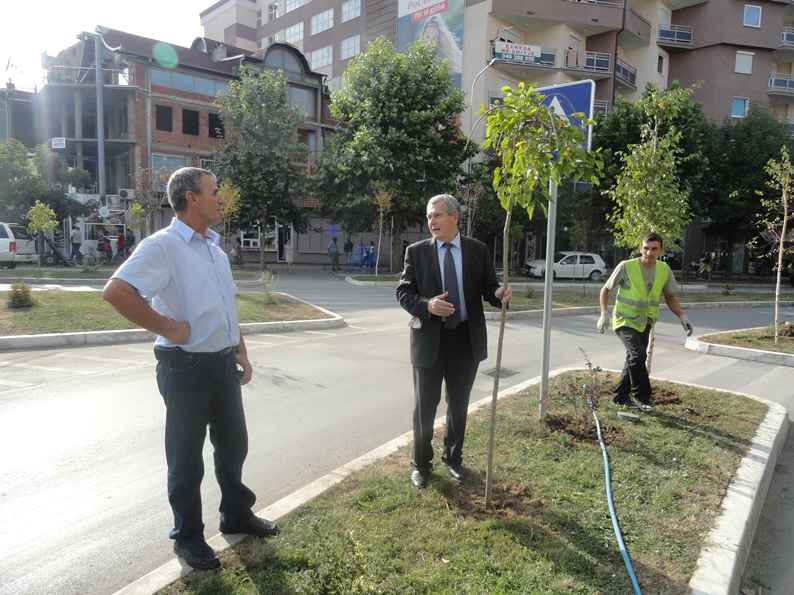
[397,0,464,89]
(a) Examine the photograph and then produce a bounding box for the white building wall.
[621,0,670,101]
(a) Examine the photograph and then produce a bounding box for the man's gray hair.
[166,167,214,212]
[427,193,461,216]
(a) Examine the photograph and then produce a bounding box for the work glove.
[596,312,608,334]
[680,315,693,337]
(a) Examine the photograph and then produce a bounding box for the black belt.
[442,320,469,333]
[154,345,237,361]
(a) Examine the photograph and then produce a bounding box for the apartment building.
[201,0,373,90]
[0,83,35,146]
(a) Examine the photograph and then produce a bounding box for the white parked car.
[525,251,607,281]
[0,222,37,268]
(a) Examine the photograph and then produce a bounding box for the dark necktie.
[443,242,461,329]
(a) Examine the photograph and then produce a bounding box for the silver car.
[0,222,37,269]
[525,251,607,281]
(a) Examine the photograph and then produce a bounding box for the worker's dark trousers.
[613,323,653,404]
[155,347,256,540]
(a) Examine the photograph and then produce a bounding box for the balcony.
[491,0,623,33]
[774,27,794,63]
[594,99,610,116]
[615,58,638,89]
[620,10,652,48]
[564,51,613,80]
[769,73,794,97]
[43,65,136,87]
[657,24,695,49]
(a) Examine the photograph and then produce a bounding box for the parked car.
[0,222,37,268]
[524,251,607,281]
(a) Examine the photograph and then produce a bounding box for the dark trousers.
[155,347,256,540]
[70,242,81,261]
[614,323,653,404]
[412,323,478,471]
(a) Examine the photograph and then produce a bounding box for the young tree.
[133,168,164,237]
[607,86,693,249]
[373,190,392,275]
[0,139,44,222]
[316,38,473,270]
[482,81,602,506]
[214,66,308,270]
[754,146,794,343]
[27,200,58,267]
[218,180,241,251]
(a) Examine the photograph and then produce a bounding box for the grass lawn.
[160,370,766,595]
[0,267,264,281]
[700,326,794,355]
[487,290,783,311]
[0,291,327,336]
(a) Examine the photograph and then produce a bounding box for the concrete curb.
[344,275,397,287]
[0,292,344,351]
[484,300,794,321]
[685,327,794,368]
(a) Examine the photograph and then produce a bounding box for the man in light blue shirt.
[103,167,278,571]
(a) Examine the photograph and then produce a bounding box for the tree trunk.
[485,209,512,510]
[259,208,268,272]
[376,217,383,276]
[775,197,787,344]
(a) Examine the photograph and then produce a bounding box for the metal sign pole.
[539,178,558,418]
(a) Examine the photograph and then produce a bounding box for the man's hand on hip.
[161,318,191,344]
[495,286,512,303]
[596,312,608,334]
[428,292,455,317]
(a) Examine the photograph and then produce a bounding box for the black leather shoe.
[220,514,279,538]
[445,463,464,482]
[174,538,220,570]
[410,468,429,489]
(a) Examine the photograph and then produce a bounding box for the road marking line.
[303,330,336,337]
[0,362,94,375]
[242,338,275,346]
[53,353,141,366]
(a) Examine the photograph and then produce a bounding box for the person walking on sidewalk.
[597,232,693,411]
[102,167,278,572]
[396,193,512,490]
[70,225,82,263]
[327,236,340,271]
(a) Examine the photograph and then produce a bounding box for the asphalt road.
[1,272,793,595]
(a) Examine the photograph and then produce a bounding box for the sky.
[0,0,210,91]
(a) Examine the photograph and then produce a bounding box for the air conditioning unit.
[118,188,136,200]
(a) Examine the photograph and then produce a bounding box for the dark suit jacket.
[396,236,502,368]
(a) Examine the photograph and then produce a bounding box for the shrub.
[721,283,734,296]
[525,287,535,299]
[7,282,34,308]
[261,270,279,305]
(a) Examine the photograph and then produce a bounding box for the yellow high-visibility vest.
[612,259,669,332]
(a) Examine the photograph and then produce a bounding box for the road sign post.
[536,80,594,418]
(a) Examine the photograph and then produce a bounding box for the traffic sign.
[536,80,595,150]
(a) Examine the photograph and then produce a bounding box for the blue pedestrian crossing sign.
[536,80,595,150]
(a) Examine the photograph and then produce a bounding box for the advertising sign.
[492,41,542,65]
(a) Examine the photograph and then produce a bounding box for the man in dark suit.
[396,194,512,489]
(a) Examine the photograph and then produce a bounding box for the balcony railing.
[769,73,794,93]
[658,24,694,46]
[594,100,610,116]
[578,0,624,7]
[782,27,794,47]
[615,58,638,88]
[565,51,612,73]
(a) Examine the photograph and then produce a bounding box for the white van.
[0,222,37,268]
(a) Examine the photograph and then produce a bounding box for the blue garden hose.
[588,391,643,595]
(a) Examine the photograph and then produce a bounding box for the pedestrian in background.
[102,167,278,572]
[328,237,340,271]
[70,225,82,263]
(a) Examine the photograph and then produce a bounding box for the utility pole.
[94,32,106,202]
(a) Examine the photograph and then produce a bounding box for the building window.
[209,113,224,138]
[267,2,278,21]
[340,34,360,60]
[310,45,333,70]
[182,109,199,135]
[311,9,334,35]
[155,105,173,132]
[256,9,262,28]
[274,29,286,42]
[731,97,749,118]
[150,69,229,96]
[285,21,304,45]
[342,0,360,22]
[288,85,317,120]
[152,154,189,191]
[657,55,664,75]
[200,158,215,170]
[285,0,303,14]
[735,51,754,74]
[743,4,762,27]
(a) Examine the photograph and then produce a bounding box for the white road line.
[241,338,275,346]
[0,362,94,375]
[303,330,336,337]
[53,353,142,366]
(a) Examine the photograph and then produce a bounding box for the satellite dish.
[99,205,110,218]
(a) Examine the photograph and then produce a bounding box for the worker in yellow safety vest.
[597,232,693,411]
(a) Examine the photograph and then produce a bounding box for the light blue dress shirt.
[112,217,240,352]
[435,233,467,322]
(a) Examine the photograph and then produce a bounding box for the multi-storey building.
[201,0,370,90]
[0,83,35,147]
